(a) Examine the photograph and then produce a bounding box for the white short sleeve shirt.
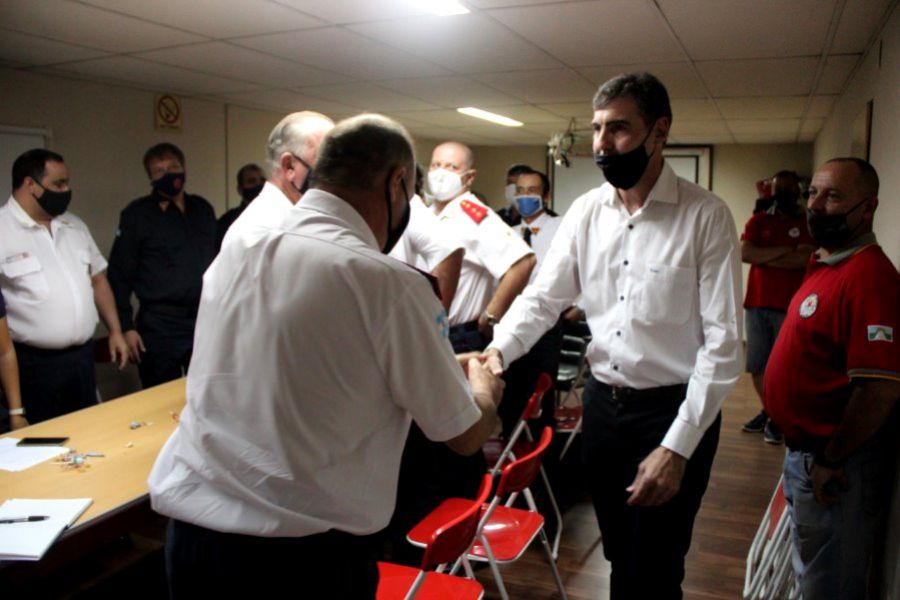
[515,211,562,285]
[220,181,292,249]
[149,190,481,538]
[432,192,533,325]
[0,197,106,348]
[390,194,463,271]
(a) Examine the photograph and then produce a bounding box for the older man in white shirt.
[485,73,743,599]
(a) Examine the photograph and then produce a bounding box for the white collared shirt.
[490,165,743,458]
[390,194,463,271]
[149,189,481,537]
[515,211,562,284]
[432,192,533,325]
[220,181,292,249]
[0,197,106,348]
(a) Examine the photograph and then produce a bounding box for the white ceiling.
[0,0,895,146]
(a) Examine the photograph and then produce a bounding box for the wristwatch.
[9,407,26,416]
[482,311,499,327]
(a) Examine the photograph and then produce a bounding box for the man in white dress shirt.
[0,149,127,423]
[221,111,334,250]
[149,114,503,598]
[485,73,743,599]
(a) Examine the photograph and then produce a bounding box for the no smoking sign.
[155,94,183,131]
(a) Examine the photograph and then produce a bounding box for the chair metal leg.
[478,534,509,600]
[539,528,568,600]
[558,415,582,460]
[538,464,563,560]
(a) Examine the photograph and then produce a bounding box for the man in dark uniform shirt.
[216,163,265,250]
[108,143,217,389]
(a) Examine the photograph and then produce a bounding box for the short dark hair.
[12,148,64,190]
[415,164,424,196]
[506,163,532,178]
[826,157,880,196]
[516,169,551,198]
[593,72,673,128]
[773,170,799,181]
[236,163,264,187]
[143,143,185,177]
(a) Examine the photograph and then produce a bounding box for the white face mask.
[427,168,465,202]
[504,183,517,204]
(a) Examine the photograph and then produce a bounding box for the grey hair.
[265,111,334,171]
[313,114,416,193]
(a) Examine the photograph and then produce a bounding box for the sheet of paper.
[0,498,93,561]
[0,438,70,472]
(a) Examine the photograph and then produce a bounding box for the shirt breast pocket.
[2,256,49,301]
[637,263,696,326]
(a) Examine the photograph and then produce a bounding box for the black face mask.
[292,155,313,195]
[152,171,186,198]
[383,177,411,254]
[806,198,867,249]
[240,183,265,204]
[594,125,655,190]
[33,182,72,217]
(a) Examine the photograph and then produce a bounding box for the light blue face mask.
[515,195,543,218]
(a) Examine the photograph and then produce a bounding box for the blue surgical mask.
[515,195,543,218]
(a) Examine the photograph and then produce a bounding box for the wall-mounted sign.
[155,94,182,132]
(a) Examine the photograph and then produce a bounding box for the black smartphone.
[16,437,69,446]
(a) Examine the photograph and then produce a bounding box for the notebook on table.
[0,498,93,561]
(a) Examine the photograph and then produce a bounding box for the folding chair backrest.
[420,474,493,570]
[767,481,787,540]
[520,372,553,422]
[496,427,553,497]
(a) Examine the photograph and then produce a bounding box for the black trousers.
[14,340,96,424]
[166,519,381,599]
[136,310,196,389]
[582,376,720,600]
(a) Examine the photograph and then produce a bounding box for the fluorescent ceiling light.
[416,0,470,16]
[457,107,523,127]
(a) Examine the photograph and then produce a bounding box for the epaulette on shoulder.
[460,199,488,224]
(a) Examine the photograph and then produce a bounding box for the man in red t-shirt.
[765,158,899,599]
[740,171,815,443]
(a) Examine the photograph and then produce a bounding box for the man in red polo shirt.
[765,157,899,599]
[740,171,815,443]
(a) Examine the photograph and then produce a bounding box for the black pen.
[0,516,50,524]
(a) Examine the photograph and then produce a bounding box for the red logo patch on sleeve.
[460,199,488,224]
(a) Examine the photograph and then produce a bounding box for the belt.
[448,320,479,336]
[595,380,687,403]
[142,302,198,318]
[13,340,93,357]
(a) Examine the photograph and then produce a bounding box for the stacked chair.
[743,476,799,599]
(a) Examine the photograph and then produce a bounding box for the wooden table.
[0,379,186,588]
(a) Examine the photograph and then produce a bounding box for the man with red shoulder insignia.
[764,157,899,599]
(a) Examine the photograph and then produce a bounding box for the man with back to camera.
[764,158,898,599]
[740,170,815,444]
[148,114,504,598]
[216,163,266,249]
[484,72,743,599]
[0,149,128,423]
[108,143,217,389]
[389,164,464,313]
[221,111,334,250]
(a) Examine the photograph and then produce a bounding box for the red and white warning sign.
[155,94,183,131]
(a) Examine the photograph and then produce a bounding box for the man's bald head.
[432,142,474,171]
[266,111,334,172]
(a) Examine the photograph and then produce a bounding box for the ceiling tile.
[297,82,440,111]
[213,88,363,117]
[521,121,578,136]
[349,13,563,73]
[670,98,719,120]
[696,57,819,96]
[377,76,522,108]
[272,0,431,25]
[484,105,565,123]
[797,130,818,142]
[733,132,799,143]
[234,27,449,80]
[726,118,801,134]
[138,42,346,87]
[471,69,596,104]
[0,0,204,52]
[404,125,501,146]
[0,29,109,66]
[807,95,837,119]
[831,0,893,54]
[487,0,683,67]
[467,0,570,7]
[537,102,593,119]
[816,54,859,94]
[43,56,261,95]
[577,62,707,98]
[670,120,730,135]
[79,0,324,38]
[800,117,826,135]
[715,96,808,119]
[657,0,832,60]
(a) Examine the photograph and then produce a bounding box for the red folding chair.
[482,373,564,559]
[743,476,799,599]
[408,428,568,600]
[377,474,493,599]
